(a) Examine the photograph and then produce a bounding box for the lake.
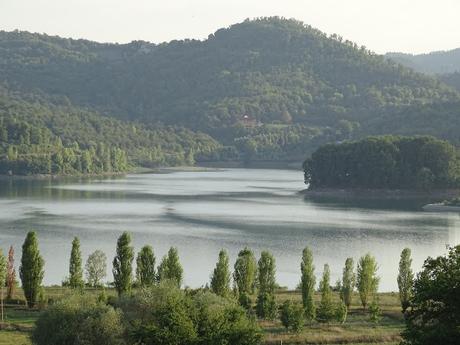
[0,168,459,291]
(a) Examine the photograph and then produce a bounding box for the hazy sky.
[1,0,459,54]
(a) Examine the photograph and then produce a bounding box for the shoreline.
[301,187,460,200]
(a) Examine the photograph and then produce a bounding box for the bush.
[280,300,305,333]
[255,292,277,320]
[31,294,125,345]
[335,301,348,324]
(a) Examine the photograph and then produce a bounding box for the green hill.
[386,49,460,75]
[1,17,460,170]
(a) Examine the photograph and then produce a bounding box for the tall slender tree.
[85,250,107,287]
[6,246,16,300]
[300,247,316,321]
[157,247,183,287]
[0,249,6,321]
[136,245,156,287]
[317,264,335,322]
[210,249,231,297]
[19,232,45,308]
[340,257,355,308]
[256,251,277,319]
[69,237,84,289]
[233,247,257,308]
[356,253,379,309]
[112,232,134,296]
[397,248,414,313]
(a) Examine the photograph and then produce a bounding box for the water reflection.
[0,169,459,291]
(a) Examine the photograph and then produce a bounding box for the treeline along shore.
[0,231,458,345]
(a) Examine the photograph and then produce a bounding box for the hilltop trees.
[69,237,84,289]
[210,249,231,297]
[397,248,414,313]
[19,231,45,308]
[157,247,183,287]
[112,232,134,296]
[233,248,257,309]
[402,245,460,345]
[256,251,277,319]
[300,247,316,321]
[356,254,379,309]
[136,245,156,287]
[85,250,107,288]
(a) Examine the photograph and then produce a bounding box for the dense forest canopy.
[304,136,460,190]
[1,17,460,173]
[386,49,460,75]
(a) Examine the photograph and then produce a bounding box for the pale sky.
[1,0,459,54]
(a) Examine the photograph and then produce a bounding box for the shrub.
[280,300,305,333]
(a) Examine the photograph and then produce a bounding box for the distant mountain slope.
[1,18,457,133]
[386,48,460,75]
[441,72,460,92]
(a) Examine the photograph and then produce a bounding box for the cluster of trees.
[2,232,459,344]
[304,135,460,189]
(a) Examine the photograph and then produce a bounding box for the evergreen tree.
[397,248,414,313]
[317,264,335,322]
[19,232,45,308]
[356,253,379,309]
[85,250,107,288]
[6,246,16,300]
[340,257,355,308]
[0,249,6,321]
[112,232,134,296]
[68,237,84,289]
[233,247,257,308]
[136,245,156,287]
[300,247,316,321]
[210,249,231,297]
[256,251,277,319]
[157,247,183,287]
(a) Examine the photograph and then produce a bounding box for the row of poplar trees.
[2,231,414,327]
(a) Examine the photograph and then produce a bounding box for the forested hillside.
[386,49,460,75]
[441,72,460,92]
[1,17,460,172]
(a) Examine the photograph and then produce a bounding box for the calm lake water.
[0,168,459,291]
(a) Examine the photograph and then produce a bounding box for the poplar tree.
[210,249,231,297]
[6,246,16,300]
[317,264,335,322]
[233,247,257,308]
[20,232,45,308]
[157,247,183,287]
[136,245,156,287]
[256,251,277,319]
[356,253,379,309]
[0,249,6,321]
[397,248,414,313]
[340,257,355,308]
[69,237,84,289]
[112,232,134,296]
[300,247,316,321]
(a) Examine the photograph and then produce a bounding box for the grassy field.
[0,288,404,345]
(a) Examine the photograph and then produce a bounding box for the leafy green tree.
[369,299,381,325]
[256,251,277,319]
[32,294,124,345]
[402,246,460,345]
[112,232,134,296]
[233,247,257,308]
[280,300,305,333]
[340,257,355,308]
[0,249,6,321]
[316,264,335,322]
[356,253,379,309]
[300,247,316,321]
[210,249,231,297]
[397,248,414,313]
[335,301,348,324]
[69,237,84,289]
[85,250,107,287]
[19,231,45,308]
[157,247,183,288]
[136,245,156,287]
